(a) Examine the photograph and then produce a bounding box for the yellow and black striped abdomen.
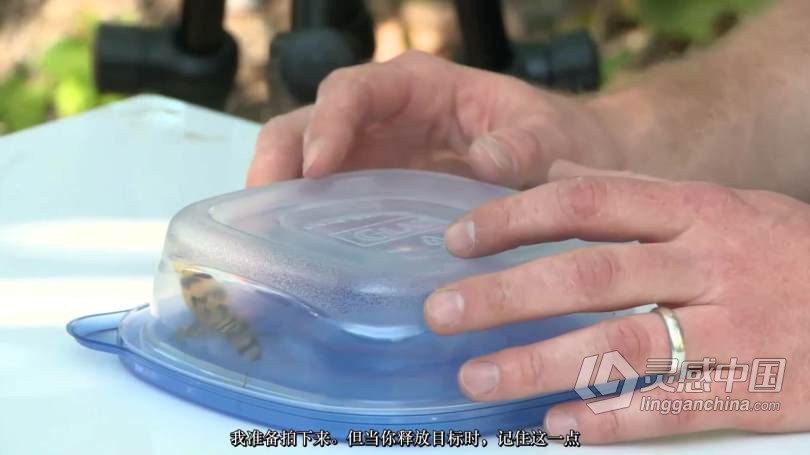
[175,263,262,361]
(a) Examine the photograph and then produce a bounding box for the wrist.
[583,87,668,175]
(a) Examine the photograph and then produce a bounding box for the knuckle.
[497,196,522,235]
[522,345,547,391]
[672,405,699,429]
[468,193,545,252]
[601,318,651,367]
[256,119,288,155]
[487,274,513,317]
[510,126,544,166]
[317,67,347,94]
[679,182,742,219]
[259,116,282,137]
[555,177,608,225]
[318,67,369,101]
[568,249,621,301]
[598,408,624,441]
[476,196,520,243]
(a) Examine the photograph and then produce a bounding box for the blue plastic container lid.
[68,169,633,436]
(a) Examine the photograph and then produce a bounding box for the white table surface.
[0,94,806,454]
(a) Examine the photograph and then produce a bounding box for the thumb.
[467,126,551,189]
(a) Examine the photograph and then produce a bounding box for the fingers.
[250,50,460,185]
[444,176,699,258]
[424,243,707,334]
[467,125,548,189]
[247,106,311,187]
[544,377,737,444]
[456,304,734,402]
[302,51,458,177]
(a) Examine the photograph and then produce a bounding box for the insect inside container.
[172,261,262,361]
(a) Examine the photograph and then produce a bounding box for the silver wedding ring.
[652,306,686,374]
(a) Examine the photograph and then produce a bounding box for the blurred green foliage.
[599,0,772,84]
[635,0,770,44]
[0,16,123,135]
[0,0,778,135]
[0,71,49,133]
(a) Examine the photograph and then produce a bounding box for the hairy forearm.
[588,0,810,200]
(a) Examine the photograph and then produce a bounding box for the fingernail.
[480,136,514,171]
[545,408,578,435]
[445,220,475,254]
[460,361,501,397]
[425,289,464,327]
[303,138,326,174]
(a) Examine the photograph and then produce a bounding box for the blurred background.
[0,0,771,136]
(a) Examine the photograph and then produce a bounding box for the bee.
[172,261,262,361]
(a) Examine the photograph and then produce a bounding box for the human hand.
[423,160,810,443]
[247,51,623,189]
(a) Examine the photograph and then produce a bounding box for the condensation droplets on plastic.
[68,169,631,436]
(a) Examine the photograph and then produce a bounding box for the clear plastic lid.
[70,169,632,434]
